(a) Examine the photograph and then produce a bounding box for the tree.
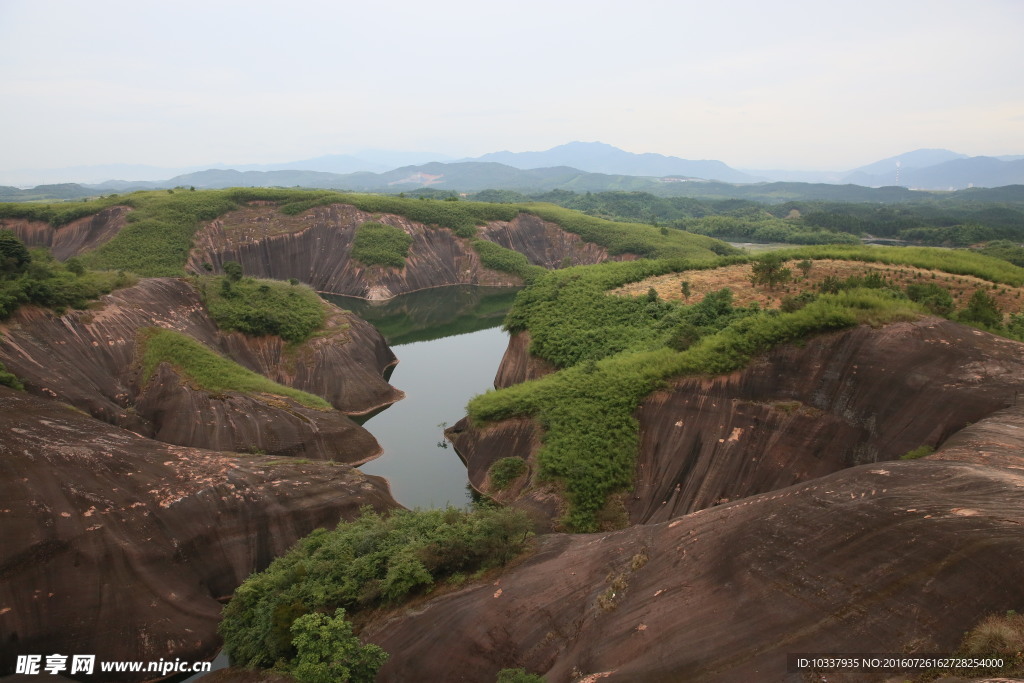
[289,609,388,683]
[223,260,243,282]
[646,287,659,302]
[680,280,691,301]
[749,253,791,291]
[959,289,1002,327]
[64,257,85,276]
[0,231,30,278]
[796,259,813,278]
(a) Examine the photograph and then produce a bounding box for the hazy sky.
[2,0,1023,173]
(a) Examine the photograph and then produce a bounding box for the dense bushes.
[202,275,327,344]
[489,457,527,490]
[219,506,533,671]
[0,232,134,320]
[350,222,413,268]
[138,327,331,409]
[471,257,924,531]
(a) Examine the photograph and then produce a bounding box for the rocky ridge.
[449,318,1024,527]
[372,403,1024,682]
[185,204,618,299]
[0,206,132,261]
[0,387,399,679]
[0,277,401,462]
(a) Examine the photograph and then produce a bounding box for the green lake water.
[322,286,520,509]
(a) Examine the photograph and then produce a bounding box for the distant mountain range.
[3,142,1024,199]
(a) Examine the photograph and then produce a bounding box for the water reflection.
[322,285,520,346]
[324,286,519,510]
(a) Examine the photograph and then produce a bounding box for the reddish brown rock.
[368,405,1024,683]
[493,331,557,389]
[478,213,612,269]
[185,204,616,299]
[0,278,400,462]
[0,387,399,680]
[629,318,1024,524]
[0,206,132,260]
[450,318,1024,526]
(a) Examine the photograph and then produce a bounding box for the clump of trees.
[0,230,133,320]
[219,505,533,676]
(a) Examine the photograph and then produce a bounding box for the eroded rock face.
[0,206,132,260]
[0,388,400,680]
[477,213,612,269]
[629,318,1024,523]
[450,318,1024,525]
[0,278,401,462]
[493,331,557,389]
[185,204,615,299]
[368,406,1024,683]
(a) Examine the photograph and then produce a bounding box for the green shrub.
[0,360,24,390]
[138,327,331,410]
[289,609,387,683]
[219,506,533,669]
[203,276,326,344]
[900,445,935,460]
[489,457,527,490]
[958,289,1003,327]
[497,669,546,683]
[905,283,954,315]
[351,222,413,268]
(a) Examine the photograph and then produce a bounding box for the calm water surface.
[323,287,519,509]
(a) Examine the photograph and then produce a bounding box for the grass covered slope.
[468,247,1024,532]
[138,327,331,410]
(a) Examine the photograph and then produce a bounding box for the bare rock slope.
[0,387,400,679]
[371,403,1024,682]
[0,278,401,462]
[0,206,132,261]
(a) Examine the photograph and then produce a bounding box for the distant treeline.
[467,188,1024,249]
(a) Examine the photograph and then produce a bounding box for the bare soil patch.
[612,259,1024,315]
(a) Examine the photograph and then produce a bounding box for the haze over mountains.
[4,142,1024,196]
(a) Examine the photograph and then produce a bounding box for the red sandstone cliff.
[185,204,617,299]
[370,404,1024,682]
[0,387,399,679]
[449,319,1024,527]
[0,278,402,463]
[0,206,132,260]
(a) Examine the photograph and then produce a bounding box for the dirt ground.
[612,258,1024,316]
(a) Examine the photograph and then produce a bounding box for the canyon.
[3,197,1024,682]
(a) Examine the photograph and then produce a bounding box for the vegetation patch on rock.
[219,505,533,677]
[1,230,134,319]
[201,271,327,344]
[350,222,413,268]
[138,327,331,410]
